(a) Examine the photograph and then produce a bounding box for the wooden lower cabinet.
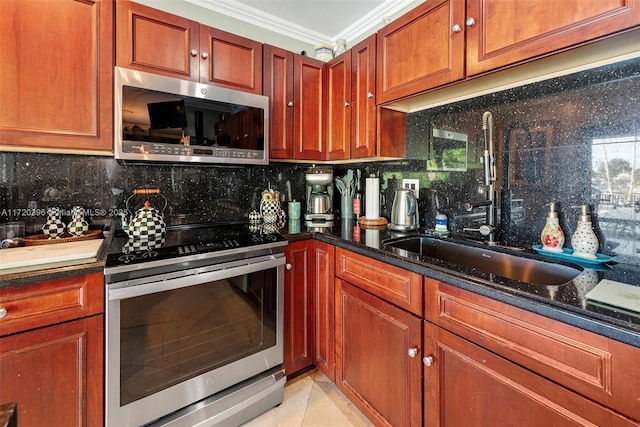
[0,272,104,426]
[312,241,335,381]
[283,240,314,377]
[0,315,103,426]
[335,278,422,427]
[423,320,638,426]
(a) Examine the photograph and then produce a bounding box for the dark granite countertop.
[3,222,639,348]
[288,219,640,349]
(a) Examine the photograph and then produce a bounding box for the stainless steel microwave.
[114,67,269,165]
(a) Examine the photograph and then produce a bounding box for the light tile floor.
[242,369,374,427]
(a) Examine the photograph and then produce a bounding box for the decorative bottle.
[42,207,66,239]
[540,202,565,253]
[353,169,363,220]
[68,206,89,236]
[571,205,599,259]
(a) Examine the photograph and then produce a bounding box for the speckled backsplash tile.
[1,57,639,266]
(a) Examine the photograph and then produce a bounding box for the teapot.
[125,201,166,239]
[123,189,167,239]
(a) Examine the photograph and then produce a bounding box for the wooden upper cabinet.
[200,27,263,94]
[326,53,352,160]
[117,0,262,94]
[350,35,377,158]
[377,0,465,104]
[293,55,326,160]
[264,45,295,159]
[0,0,113,152]
[116,0,199,80]
[467,0,640,76]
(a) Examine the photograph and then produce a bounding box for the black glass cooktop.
[105,222,287,269]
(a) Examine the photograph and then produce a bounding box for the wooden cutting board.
[0,239,104,270]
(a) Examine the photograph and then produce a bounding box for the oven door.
[105,254,285,427]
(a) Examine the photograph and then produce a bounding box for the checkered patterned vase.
[42,207,66,239]
[67,206,89,236]
[127,201,166,240]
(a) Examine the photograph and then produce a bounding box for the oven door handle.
[108,256,284,301]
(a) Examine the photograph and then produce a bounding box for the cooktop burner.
[105,222,287,269]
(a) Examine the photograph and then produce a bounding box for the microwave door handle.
[108,256,284,301]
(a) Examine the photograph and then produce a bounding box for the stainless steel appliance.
[388,189,419,231]
[104,223,287,426]
[114,67,269,165]
[304,167,334,226]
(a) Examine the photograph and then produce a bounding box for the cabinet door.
[0,315,104,427]
[425,279,640,422]
[350,35,377,158]
[466,0,640,76]
[0,0,112,152]
[200,27,263,94]
[376,0,464,104]
[326,53,351,160]
[283,240,314,376]
[336,279,422,427]
[264,45,295,159]
[423,321,637,426]
[293,55,326,160]
[312,241,335,381]
[116,0,200,80]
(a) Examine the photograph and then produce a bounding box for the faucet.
[463,111,498,245]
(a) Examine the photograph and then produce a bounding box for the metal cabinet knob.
[466,17,476,27]
[407,347,418,358]
[201,52,209,60]
[190,49,198,57]
[452,24,461,33]
[0,307,7,319]
[344,101,350,107]
[286,263,292,270]
[423,356,434,366]
[367,92,374,98]
[287,101,294,107]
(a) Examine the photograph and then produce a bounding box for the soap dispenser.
[571,205,599,259]
[540,202,565,253]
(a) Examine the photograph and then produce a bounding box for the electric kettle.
[388,189,419,231]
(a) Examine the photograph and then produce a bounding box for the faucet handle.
[463,224,494,236]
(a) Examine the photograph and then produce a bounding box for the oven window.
[119,268,277,406]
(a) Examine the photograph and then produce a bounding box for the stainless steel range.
[104,223,288,426]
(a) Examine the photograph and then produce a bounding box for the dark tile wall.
[1,58,639,266]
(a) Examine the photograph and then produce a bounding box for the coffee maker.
[305,166,334,225]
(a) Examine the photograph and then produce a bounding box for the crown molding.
[185,0,420,45]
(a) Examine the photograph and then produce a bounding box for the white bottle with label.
[571,205,599,259]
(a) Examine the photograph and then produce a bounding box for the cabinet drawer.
[425,279,640,422]
[0,272,104,336]
[336,248,422,316]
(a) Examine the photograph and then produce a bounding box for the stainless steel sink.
[383,236,581,286]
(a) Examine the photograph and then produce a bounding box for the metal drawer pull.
[0,307,7,319]
[407,347,418,358]
[452,24,461,33]
[201,52,209,60]
[466,17,476,27]
[423,356,434,366]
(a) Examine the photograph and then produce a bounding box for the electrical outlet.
[402,179,420,199]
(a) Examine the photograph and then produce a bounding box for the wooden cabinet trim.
[0,272,104,336]
[335,247,422,315]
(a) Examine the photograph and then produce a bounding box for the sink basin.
[383,236,581,286]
